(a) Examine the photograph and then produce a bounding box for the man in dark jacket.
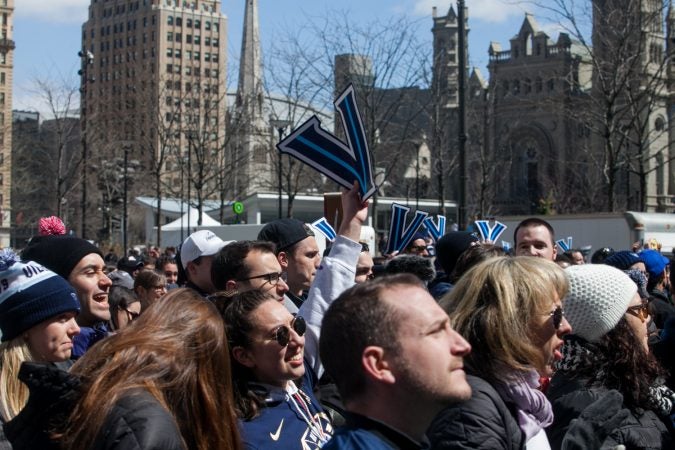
[320,275,472,449]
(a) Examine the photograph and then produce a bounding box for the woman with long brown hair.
[60,288,241,450]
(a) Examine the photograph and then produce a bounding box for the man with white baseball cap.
[180,230,231,296]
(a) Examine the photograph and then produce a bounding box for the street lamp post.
[270,118,292,219]
[78,50,94,239]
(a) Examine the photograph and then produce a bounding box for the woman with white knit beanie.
[546,264,674,449]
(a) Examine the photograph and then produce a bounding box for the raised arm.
[299,182,368,377]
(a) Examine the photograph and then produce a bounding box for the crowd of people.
[0,190,673,449]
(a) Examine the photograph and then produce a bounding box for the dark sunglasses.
[626,302,650,323]
[238,272,285,286]
[272,315,306,346]
[548,306,565,330]
[408,245,427,252]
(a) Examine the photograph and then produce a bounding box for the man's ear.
[278,251,289,270]
[232,346,255,368]
[225,279,238,292]
[361,346,395,385]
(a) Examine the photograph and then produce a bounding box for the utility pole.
[457,0,468,230]
[78,50,94,239]
[270,117,291,219]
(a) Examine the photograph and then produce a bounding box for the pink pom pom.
[39,216,67,236]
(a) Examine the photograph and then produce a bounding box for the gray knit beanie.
[564,264,637,343]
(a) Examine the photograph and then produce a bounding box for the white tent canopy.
[162,208,221,230]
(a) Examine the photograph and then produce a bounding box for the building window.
[0,73,5,85]
[193,35,200,45]
[0,52,6,65]
[205,21,211,31]
[167,32,173,41]
[194,51,200,60]
[204,52,210,62]
[175,17,182,26]
[194,19,201,28]
[186,18,192,28]
[175,33,182,42]
[168,15,173,25]
[166,48,173,57]
[186,34,192,44]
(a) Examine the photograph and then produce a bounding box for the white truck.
[498,212,675,256]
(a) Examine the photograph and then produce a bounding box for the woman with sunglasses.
[546,264,674,449]
[216,290,332,449]
[428,256,571,450]
[107,285,141,331]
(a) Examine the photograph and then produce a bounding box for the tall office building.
[0,0,13,247]
[80,0,227,239]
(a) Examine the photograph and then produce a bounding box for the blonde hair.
[441,256,568,381]
[0,337,34,421]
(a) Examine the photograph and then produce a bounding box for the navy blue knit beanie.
[0,249,80,342]
[21,235,103,280]
[603,250,641,271]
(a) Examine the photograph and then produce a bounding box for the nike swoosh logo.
[270,418,284,441]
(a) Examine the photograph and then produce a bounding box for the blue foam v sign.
[556,237,572,252]
[276,84,376,200]
[311,217,336,242]
[475,220,507,243]
[423,215,446,242]
[385,203,428,255]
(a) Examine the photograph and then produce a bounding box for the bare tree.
[266,12,433,228]
[524,0,673,212]
[12,74,82,236]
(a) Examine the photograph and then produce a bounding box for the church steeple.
[236,0,264,123]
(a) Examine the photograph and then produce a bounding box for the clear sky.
[13,0,553,114]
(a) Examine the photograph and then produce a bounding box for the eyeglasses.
[626,302,650,323]
[548,306,565,330]
[271,315,306,347]
[238,272,285,286]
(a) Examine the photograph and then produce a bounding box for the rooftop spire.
[237,0,263,120]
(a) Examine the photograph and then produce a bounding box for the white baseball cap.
[180,230,230,269]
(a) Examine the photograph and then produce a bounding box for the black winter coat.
[4,363,186,450]
[427,374,524,450]
[546,371,672,450]
[89,391,185,450]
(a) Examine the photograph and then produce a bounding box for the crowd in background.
[0,201,673,449]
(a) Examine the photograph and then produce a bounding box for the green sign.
[232,201,244,215]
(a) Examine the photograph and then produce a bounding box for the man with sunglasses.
[402,232,430,257]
